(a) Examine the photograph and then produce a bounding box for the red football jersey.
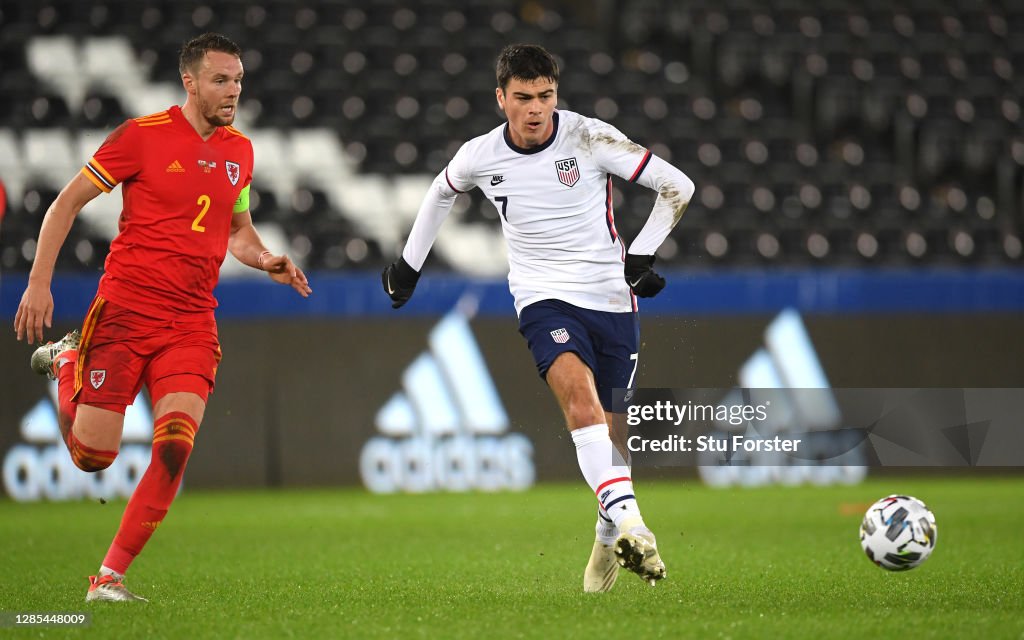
[80,106,254,319]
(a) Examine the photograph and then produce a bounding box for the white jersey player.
[383,44,695,592]
[408,108,688,315]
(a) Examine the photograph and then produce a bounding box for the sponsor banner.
[2,312,1022,498]
[360,308,535,493]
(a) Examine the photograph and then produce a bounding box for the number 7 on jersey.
[494,196,509,222]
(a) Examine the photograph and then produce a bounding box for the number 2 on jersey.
[192,195,211,233]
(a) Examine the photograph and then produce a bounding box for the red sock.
[102,412,199,575]
[55,350,79,444]
[67,430,118,472]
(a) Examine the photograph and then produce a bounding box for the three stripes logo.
[166,160,185,173]
[359,305,535,493]
[2,382,157,502]
[698,308,865,488]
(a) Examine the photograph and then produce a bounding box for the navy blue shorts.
[517,299,640,412]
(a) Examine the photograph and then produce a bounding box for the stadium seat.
[26,35,87,108]
[79,87,128,129]
[0,129,27,204]
[23,91,74,127]
[22,130,77,189]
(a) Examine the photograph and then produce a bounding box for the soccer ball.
[860,495,937,571]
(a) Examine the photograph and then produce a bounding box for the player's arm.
[383,163,468,308]
[228,192,311,298]
[625,154,696,297]
[14,172,103,343]
[590,119,695,297]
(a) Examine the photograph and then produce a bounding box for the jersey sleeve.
[233,140,254,214]
[401,142,479,270]
[244,139,254,189]
[233,184,251,213]
[585,117,695,256]
[80,120,143,193]
[626,154,695,255]
[442,141,477,194]
[587,118,653,184]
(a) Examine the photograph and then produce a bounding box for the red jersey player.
[13,33,311,602]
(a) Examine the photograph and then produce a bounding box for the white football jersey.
[403,109,693,315]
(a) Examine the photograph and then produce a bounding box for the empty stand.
[0,0,1020,270]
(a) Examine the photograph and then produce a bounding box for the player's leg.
[580,408,629,591]
[97,389,204,596]
[30,328,81,437]
[93,325,219,602]
[518,301,623,590]
[29,300,163,601]
[547,353,660,589]
[545,353,622,592]
[31,298,130,470]
[591,309,665,586]
[599,407,632,536]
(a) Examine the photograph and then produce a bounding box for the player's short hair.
[179,33,241,75]
[496,44,559,90]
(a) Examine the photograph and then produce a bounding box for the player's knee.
[564,398,605,430]
[70,447,117,472]
[66,430,118,472]
[153,439,193,479]
[152,412,198,478]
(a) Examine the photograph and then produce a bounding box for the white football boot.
[30,329,80,380]
[614,517,667,586]
[583,538,620,592]
[85,574,148,602]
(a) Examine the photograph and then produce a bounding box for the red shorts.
[73,296,222,413]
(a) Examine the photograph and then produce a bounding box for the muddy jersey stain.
[570,117,690,224]
[591,133,646,156]
[660,183,690,225]
[568,121,646,157]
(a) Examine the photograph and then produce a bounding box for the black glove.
[624,253,666,298]
[382,256,421,308]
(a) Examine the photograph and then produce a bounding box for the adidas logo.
[2,381,157,502]
[166,160,185,173]
[360,304,535,493]
[699,308,865,488]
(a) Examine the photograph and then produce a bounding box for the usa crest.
[226,161,240,186]
[90,370,106,389]
[555,157,580,187]
[550,328,570,344]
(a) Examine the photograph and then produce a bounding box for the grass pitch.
[1,477,1022,639]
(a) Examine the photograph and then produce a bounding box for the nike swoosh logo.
[386,272,396,295]
[628,277,643,288]
[490,176,505,185]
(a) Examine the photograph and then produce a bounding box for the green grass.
[1,477,1022,639]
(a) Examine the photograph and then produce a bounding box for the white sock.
[99,565,123,580]
[595,509,617,544]
[571,424,644,530]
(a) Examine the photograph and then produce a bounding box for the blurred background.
[0,0,1021,501]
